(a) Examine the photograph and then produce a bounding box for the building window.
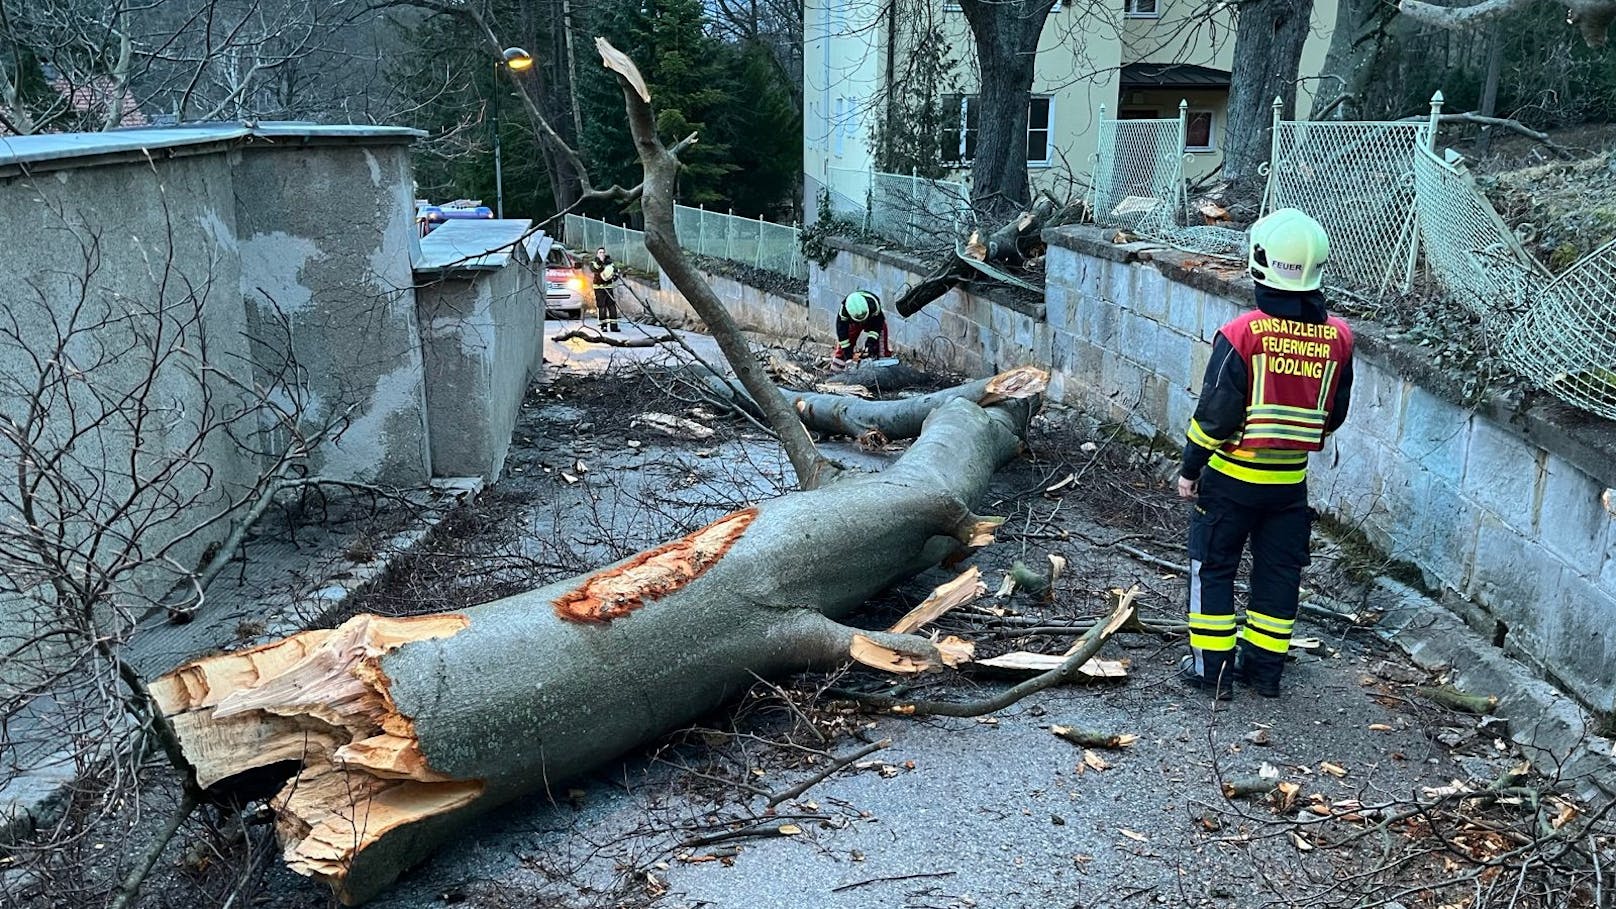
[942,95,1054,165]
[1027,96,1053,165]
[1185,109,1215,151]
[1124,0,1159,17]
[943,0,961,9]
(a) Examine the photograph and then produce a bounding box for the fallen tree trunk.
[707,365,1045,447]
[893,198,1057,318]
[151,394,1038,905]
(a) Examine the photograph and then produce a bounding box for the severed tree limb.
[597,38,837,490]
[842,587,1139,717]
[551,326,678,348]
[1399,110,1577,158]
[108,790,199,909]
[1397,0,1614,45]
[765,738,892,806]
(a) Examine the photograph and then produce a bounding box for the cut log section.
[151,394,1039,905]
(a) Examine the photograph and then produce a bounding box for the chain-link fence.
[673,205,805,279]
[1264,107,1425,294]
[1092,105,1244,257]
[1411,142,1542,320]
[565,209,805,280]
[1505,239,1616,419]
[825,165,973,250]
[562,214,655,273]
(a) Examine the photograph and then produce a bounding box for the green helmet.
[844,291,876,322]
[1248,208,1330,292]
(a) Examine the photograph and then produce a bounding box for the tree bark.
[151,395,1037,905]
[1222,0,1315,207]
[957,0,1058,213]
[1308,0,1387,120]
[1397,0,1613,46]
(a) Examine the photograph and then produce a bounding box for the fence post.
[727,209,735,261]
[1426,90,1445,150]
[1177,99,1190,222]
[755,218,764,270]
[792,220,801,280]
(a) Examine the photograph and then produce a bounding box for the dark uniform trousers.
[1187,469,1312,687]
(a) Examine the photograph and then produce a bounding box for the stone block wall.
[1042,227,1616,714]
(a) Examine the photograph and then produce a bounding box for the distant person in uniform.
[590,247,621,332]
[832,290,890,366]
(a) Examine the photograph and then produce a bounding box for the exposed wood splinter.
[977,366,1048,406]
[554,508,757,623]
[889,567,987,634]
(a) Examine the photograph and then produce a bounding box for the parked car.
[544,244,589,318]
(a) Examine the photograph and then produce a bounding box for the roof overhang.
[1119,63,1232,90]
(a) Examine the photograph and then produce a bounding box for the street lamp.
[491,46,534,219]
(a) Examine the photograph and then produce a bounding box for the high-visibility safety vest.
[1202,310,1353,484]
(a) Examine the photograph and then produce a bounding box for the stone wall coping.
[1045,225,1616,490]
[824,236,1046,320]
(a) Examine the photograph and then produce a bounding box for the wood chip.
[888,568,987,634]
[1319,762,1348,778]
[1120,829,1148,842]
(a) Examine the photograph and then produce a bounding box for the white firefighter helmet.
[1248,208,1330,292]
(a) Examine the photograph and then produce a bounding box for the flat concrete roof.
[0,122,425,170]
[415,219,549,273]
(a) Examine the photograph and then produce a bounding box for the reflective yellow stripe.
[1188,613,1238,630]
[1246,405,1327,425]
[1187,419,1225,451]
[1210,452,1307,484]
[1244,611,1295,635]
[1190,631,1237,652]
[1317,360,1338,409]
[1240,624,1292,653]
[1220,447,1308,464]
[1243,423,1326,445]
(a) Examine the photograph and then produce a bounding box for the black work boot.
[1179,653,1234,700]
[1233,646,1282,698]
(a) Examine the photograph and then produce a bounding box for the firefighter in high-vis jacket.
[590,247,622,333]
[832,290,890,364]
[1177,208,1354,699]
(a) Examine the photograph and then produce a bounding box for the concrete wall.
[623,268,818,345]
[416,257,542,481]
[235,141,431,485]
[0,151,263,655]
[766,232,1616,715]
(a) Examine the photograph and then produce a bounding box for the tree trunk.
[957,0,1058,213]
[1222,0,1315,207]
[1308,0,1387,120]
[537,0,585,213]
[151,395,1037,905]
[1474,24,1504,156]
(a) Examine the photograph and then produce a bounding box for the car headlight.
[568,277,585,290]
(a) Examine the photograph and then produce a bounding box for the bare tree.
[957,0,1060,212]
[0,0,409,135]
[1398,0,1615,46]
[1222,0,1316,207]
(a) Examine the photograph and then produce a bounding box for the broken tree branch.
[597,37,836,490]
[1398,110,1577,158]
[843,587,1139,717]
[766,739,892,807]
[551,326,678,348]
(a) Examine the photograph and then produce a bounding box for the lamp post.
[491,46,534,219]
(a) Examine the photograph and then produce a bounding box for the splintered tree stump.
[151,395,1038,905]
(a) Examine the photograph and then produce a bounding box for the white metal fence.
[824,165,973,249]
[1263,101,1426,294]
[564,207,805,280]
[1092,103,1245,257]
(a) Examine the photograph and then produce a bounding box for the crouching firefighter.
[1177,208,1354,699]
[833,290,890,363]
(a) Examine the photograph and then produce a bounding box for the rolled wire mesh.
[1267,121,1423,293]
[1093,117,1244,257]
[1411,144,1542,321]
[1504,239,1616,419]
